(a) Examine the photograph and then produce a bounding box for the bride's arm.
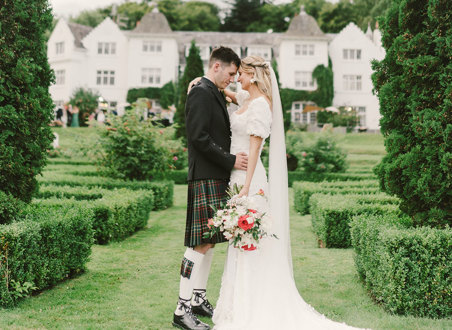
[238,135,262,197]
[223,89,238,104]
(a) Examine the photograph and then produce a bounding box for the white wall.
[329,23,385,130]
[278,37,329,89]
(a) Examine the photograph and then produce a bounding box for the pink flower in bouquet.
[207,218,214,228]
[238,215,254,231]
[257,189,265,196]
[242,244,256,251]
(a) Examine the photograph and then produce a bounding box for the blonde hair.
[240,55,272,103]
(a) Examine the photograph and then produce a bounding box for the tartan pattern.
[180,257,194,279]
[185,179,229,247]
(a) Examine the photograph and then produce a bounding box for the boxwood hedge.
[293,180,382,214]
[309,193,400,248]
[350,214,451,318]
[0,205,94,307]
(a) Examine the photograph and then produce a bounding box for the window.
[294,103,301,110]
[143,40,162,53]
[141,68,161,85]
[295,113,300,122]
[343,75,362,91]
[295,71,315,88]
[247,46,271,60]
[96,70,115,86]
[343,49,362,60]
[55,70,65,85]
[302,113,308,123]
[55,42,64,55]
[98,42,116,55]
[309,112,317,124]
[295,44,314,56]
[357,106,366,126]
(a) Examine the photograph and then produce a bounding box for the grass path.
[0,185,450,329]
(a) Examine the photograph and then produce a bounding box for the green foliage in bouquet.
[372,0,451,227]
[98,110,181,181]
[0,0,55,202]
[298,135,347,174]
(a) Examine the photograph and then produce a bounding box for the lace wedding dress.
[212,89,359,330]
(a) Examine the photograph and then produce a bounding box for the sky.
[50,0,338,18]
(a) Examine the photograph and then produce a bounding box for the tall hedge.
[0,0,55,202]
[372,0,451,227]
[174,40,204,142]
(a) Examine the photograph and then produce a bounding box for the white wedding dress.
[212,89,359,330]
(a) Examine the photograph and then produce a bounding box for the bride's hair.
[240,55,272,103]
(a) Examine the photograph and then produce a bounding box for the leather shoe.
[192,299,214,318]
[172,311,210,330]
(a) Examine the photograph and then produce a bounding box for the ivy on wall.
[279,63,334,130]
[126,81,177,110]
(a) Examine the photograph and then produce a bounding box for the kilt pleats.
[185,179,229,247]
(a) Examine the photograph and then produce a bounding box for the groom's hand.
[234,152,248,170]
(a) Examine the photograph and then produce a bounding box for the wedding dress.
[212,71,359,330]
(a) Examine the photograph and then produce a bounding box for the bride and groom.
[173,46,356,330]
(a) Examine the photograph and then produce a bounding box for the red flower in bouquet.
[238,215,254,231]
[248,209,257,213]
[242,244,256,251]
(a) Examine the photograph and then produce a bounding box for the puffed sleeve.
[236,90,250,106]
[246,98,272,139]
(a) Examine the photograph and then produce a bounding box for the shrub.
[0,191,26,225]
[372,0,451,228]
[350,214,451,318]
[310,193,400,248]
[0,204,94,307]
[37,174,173,210]
[298,135,347,175]
[293,180,382,214]
[36,187,154,244]
[99,110,178,181]
[0,0,55,202]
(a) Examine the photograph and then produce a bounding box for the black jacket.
[185,77,236,181]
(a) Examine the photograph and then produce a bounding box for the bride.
[210,55,359,329]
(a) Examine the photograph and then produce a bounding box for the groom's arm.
[186,87,236,171]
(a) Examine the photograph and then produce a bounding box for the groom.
[172,47,246,330]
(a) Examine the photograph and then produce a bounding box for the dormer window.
[55,42,64,55]
[343,49,362,60]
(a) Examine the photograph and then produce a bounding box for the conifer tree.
[174,40,204,142]
[0,0,54,202]
[372,0,451,227]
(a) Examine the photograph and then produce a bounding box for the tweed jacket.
[185,77,236,181]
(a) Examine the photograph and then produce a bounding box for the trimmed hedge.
[38,173,173,210]
[309,193,400,248]
[47,159,93,166]
[350,214,451,318]
[0,205,94,307]
[293,180,382,214]
[288,171,376,186]
[35,187,154,244]
[166,170,188,184]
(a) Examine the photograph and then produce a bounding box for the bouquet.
[203,184,276,251]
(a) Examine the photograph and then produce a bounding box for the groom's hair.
[209,46,241,69]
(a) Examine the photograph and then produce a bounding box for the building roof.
[67,22,93,48]
[286,5,325,38]
[132,7,172,34]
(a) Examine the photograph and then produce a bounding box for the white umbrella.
[325,106,339,113]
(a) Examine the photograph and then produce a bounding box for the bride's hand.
[187,77,202,94]
[237,185,250,198]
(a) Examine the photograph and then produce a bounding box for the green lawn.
[0,185,450,329]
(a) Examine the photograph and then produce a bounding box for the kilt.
[185,179,229,247]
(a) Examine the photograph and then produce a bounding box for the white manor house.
[48,6,385,131]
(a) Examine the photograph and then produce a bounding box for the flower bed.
[0,205,94,307]
[309,193,400,248]
[350,214,452,318]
